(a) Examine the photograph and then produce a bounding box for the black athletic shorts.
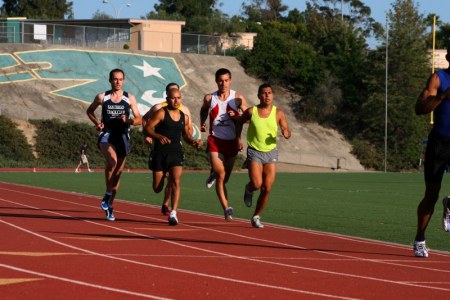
[98,131,131,158]
[148,150,184,173]
[424,130,450,183]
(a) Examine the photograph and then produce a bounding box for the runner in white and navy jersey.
[86,68,142,221]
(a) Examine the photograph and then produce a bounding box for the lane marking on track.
[61,237,135,241]
[2,181,446,257]
[1,197,450,296]
[0,278,43,286]
[132,227,197,231]
[0,204,361,299]
[0,251,77,257]
[1,184,450,265]
[0,264,170,300]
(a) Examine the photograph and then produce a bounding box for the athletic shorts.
[206,135,239,159]
[80,154,88,164]
[148,150,184,173]
[247,147,278,165]
[424,130,450,183]
[98,131,131,159]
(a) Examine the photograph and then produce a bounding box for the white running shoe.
[251,215,264,228]
[88,169,94,173]
[205,171,216,189]
[106,208,115,221]
[168,211,178,226]
[224,207,233,221]
[74,169,79,173]
[413,240,429,258]
[443,196,450,232]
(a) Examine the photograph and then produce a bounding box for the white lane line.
[0,263,170,300]
[1,197,450,296]
[1,186,450,292]
[0,218,358,300]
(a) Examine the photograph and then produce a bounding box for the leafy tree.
[385,0,429,170]
[149,0,223,33]
[0,116,34,164]
[298,0,375,133]
[241,0,288,22]
[362,0,429,171]
[435,23,450,49]
[91,9,113,20]
[154,0,218,19]
[242,22,320,96]
[1,0,73,19]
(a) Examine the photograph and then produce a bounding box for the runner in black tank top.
[144,89,201,226]
[153,107,184,153]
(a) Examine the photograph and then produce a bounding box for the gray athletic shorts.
[247,147,278,165]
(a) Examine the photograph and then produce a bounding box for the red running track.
[0,181,449,299]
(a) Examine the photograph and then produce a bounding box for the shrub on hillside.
[1,116,242,170]
[30,119,102,168]
[0,116,34,166]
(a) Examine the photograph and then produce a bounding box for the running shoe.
[243,184,253,207]
[100,194,112,211]
[251,215,264,228]
[413,240,428,258]
[443,196,450,232]
[106,208,115,221]
[74,169,79,173]
[224,207,233,221]
[168,211,178,226]
[205,171,216,189]
[161,204,170,216]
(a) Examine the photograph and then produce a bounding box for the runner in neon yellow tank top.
[236,83,291,228]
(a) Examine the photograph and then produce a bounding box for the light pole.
[385,14,389,173]
[102,0,131,18]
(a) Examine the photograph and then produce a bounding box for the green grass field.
[0,171,449,253]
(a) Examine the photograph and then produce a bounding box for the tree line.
[1,0,449,171]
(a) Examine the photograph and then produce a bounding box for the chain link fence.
[0,20,253,55]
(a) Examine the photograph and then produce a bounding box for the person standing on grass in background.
[142,82,193,216]
[236,83,291,228]
[200,68,248,221]
[86,68,142,222]
[75,142,93,173]
[144,88,201,225]
[414,46,450,258]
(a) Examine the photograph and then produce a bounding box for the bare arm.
[182,114,202,149]
[143,109,171,144]
[142,103,162,126]
[182,105,193,135]
[235,92,248,112]
[124,94,142,126]
[415,73,450,115]
[228,92,249,123]
[142,104,163,143]
[235,107,253,151]
[200,94,212,132]
[276,108,291,139]
[86,92,105,131]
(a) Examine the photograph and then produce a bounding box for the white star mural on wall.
[133,60,165,79]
